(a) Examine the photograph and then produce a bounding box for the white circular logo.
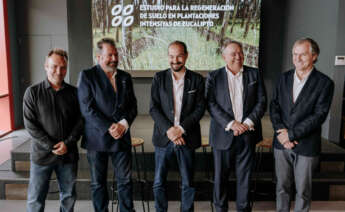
[112,4,134,27]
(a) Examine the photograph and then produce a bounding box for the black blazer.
[206,66,267,150]
[150,69,206,149]
[270,68,334,156]
[78,65,137,152]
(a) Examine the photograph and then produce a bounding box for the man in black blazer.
[150,41,205,212]
[78,38,137,212]
[270,38,334,212]
[206,40,266,212]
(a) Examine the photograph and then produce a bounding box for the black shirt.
[23,79,83,165]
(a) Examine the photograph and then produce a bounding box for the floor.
[1,200,345,211]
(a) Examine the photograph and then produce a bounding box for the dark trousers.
[274,148,319,212]
[153,142,195,212]
[213,135,255,212]
[87,150,134,212]
[26,161,77,212]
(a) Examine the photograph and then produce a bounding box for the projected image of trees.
[92,0,261,71]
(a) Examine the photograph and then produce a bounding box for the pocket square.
[188,89,197,94]
[248,81,257,86]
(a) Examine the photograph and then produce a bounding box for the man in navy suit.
[206,40,266,212]
[150,41,205,212]
[78,38,137,212]
[270,38,334,212]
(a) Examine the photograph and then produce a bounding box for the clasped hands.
[276,128,298,149]
[231,120,250,136]
[108,123,126,139]
[52,141,67,155]
[167,126,185,145]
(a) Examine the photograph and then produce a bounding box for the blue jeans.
[26,161,77,212]
[87,150,134,212]
[153,142,195,212]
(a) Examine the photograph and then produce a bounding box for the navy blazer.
[78,65,137,152]
[150,69,206,149]
[270,68,334,156]
[206,66,267,150]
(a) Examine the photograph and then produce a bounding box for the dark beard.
[170,63,184,72]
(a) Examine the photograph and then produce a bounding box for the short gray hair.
[221,39,243,54]
[293,37,320,63]
[96,38,116,53]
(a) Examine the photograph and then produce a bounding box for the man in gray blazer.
[270,38,334,212]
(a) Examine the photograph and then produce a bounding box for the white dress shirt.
[293,68,313,103]
[224,66,254,131]
[171,70,185,132]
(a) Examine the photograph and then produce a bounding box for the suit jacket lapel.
[286,70,294,107]
[242,67,248,107]
[166,69,174,115]
[222,68,234,115]
[96,66,117,108]
[115,71,124,105]
[97,66,116,94]
[181,69,190,112]
[293,69,317,108]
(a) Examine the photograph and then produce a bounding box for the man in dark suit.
[206,40,266,212]
[78,38,137,212]
[270,38,334,212]
[150,41,205,212]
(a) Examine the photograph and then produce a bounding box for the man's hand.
[52,141,68,155]
[277,129,289,144]
[167,126,185,145]
[282,141,294,149]
[172,137,186,146]
[231,121,249,136]
[109,123,126,139]
[277,129,298,149]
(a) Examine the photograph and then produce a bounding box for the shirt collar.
[44,78,67,90]
[97,64,117,78]
[170,69,186,83]
[294,67,313,83]
[226,66,243,78]
[111,69,118,78]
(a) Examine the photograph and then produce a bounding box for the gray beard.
[103,66,117,73]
